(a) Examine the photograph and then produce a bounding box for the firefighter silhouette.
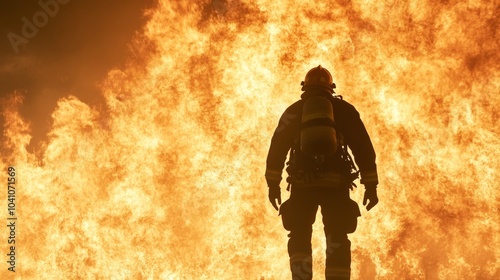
[265,65,379,280]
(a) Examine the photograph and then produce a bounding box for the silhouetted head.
[300,65,336,94]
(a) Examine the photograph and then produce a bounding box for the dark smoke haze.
[0,0,155,153]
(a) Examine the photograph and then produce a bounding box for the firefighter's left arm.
[265,110,297,187]
[265,108,298,211]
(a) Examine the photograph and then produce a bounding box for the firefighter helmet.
[301,65,336,93]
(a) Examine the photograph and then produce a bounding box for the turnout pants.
[279,186,360,280]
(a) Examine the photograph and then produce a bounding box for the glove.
[363,184,379,211]
[268,185,281,211]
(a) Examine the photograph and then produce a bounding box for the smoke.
[0,0,155,153]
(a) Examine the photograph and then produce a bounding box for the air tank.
[300,96,337,158]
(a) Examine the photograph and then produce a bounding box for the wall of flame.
[1,0,499,279]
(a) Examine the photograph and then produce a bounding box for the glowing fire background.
[1,0,498,279]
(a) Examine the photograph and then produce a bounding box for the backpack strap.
[337,132,359,189]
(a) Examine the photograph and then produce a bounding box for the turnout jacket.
[265,91,378,188]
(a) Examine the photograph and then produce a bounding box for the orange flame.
[1,0,499,279]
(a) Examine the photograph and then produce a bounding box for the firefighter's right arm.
[343,106,379,210]
[342,108,378,187]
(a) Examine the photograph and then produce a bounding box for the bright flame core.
[1,0,499,279]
